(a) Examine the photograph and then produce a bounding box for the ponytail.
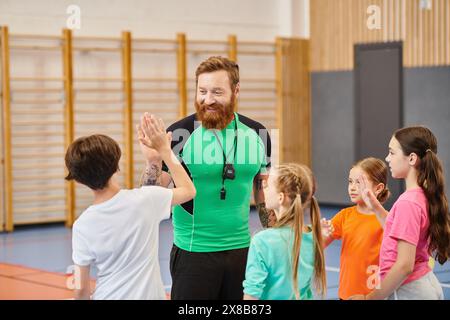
[291,195,304,300]
[274,163,327,299]
[377,187,391,203]
[310,196,327,297]
[418,151,450,264]
[394,126,450,265]
[274,194,304,299]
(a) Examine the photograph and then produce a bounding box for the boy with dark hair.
[66,116,195,300]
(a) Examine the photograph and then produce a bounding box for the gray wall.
[312,71,354,205]
[312,66,450,205]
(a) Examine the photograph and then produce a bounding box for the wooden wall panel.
[0,28,6,231]
[311,0,450,71]
[0,52,4,231]
[276,38,311,166]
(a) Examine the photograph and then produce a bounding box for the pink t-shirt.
[380,188,431,284]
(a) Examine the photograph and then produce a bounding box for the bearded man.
[139,56,272,300]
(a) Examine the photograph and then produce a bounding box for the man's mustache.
[200,103,223,111]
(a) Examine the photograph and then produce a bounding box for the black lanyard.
[212,118,238,200]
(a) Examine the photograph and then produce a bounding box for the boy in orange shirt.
[322,157,390,300]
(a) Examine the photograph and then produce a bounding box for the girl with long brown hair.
[350,126,449,300]
[243,163,326,300]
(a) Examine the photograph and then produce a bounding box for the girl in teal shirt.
[243,163,327,300]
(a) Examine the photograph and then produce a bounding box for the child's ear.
[278,192,285,206]
[374,183,384,196]
[409,153,419,166]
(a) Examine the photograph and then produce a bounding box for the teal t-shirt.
[243,226,315,300]
[165,113,271,252]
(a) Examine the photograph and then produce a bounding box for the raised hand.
[139,113,172,155]
[357,174,380,211]
[321,218,334,238]
[137,121,161,163]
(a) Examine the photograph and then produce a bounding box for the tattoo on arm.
[140,164,162,186]
[256,203,270,228]
[256,177,263,190]
[254,176,272,228]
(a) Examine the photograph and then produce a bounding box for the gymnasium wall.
[0,0,305,40]
[310,0,450,205]
[311,0,450,71]
[1,1,312,229]
[311,71,354,205]
[312,66,450,205]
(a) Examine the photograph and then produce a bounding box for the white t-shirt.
[72,186,173,300]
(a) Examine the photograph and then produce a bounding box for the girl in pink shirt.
[350,126,449,300]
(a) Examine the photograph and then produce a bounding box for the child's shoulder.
[136,185,168,194]
[251,227,290,246]
[334,206,358,218]
[393,189,427,216]
[396,188,427,207]
[127,186,159,200]
[73,207,94,232]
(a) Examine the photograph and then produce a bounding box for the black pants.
[170,244,249,300]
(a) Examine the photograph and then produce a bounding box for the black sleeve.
[237,113,271,170]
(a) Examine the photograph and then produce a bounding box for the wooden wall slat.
[447,0,450,65]
[405,0,411,66]
[383,0,388,41]
[62,28,75,227]
[414,0,419,66]
[122,31,134,190]
[1,26,13,231]
[0,28,6,232]
[446,0,448,65]
[311,0,450,71]
[439,0,445,64]
[277,38,311,166]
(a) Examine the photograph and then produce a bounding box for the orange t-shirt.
[331,206,384,300]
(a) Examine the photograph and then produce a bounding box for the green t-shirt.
[164,112,271,252]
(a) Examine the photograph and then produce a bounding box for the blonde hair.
[273,163,327,298]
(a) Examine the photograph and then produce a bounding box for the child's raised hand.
[320,218,334,238]
[136,121,161,163]
[358,174,380,211]
[139,113,172,155]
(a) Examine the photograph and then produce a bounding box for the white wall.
[278,0,309,38]
[0,0,309,40]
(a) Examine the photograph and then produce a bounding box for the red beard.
[195,94,236,130]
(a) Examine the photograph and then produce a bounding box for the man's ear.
[234,82,240,98]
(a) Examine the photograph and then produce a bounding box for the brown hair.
[394,126,450,264]
[273,163,326,298]
[65,134,121,190]
[354,157,391,203]
[195,56,239,91]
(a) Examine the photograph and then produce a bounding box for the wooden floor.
[0,263,95,300]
